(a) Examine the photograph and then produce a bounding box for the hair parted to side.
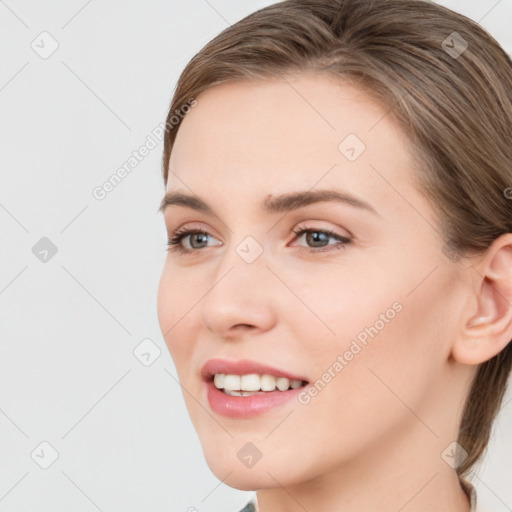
[162,0,512,478]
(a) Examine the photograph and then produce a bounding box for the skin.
[157,73,512,512]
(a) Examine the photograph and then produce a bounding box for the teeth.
[213,373,304,392]
[241,374,261,391]
[213,373,225,389]
[276,377,291,391]
[260,374,276,391]
[223,374,240,391]
[223,389,264,397]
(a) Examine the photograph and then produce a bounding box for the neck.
[255,420,472,512]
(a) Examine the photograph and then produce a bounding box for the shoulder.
[236,498,257,512]
[459,477,479,512]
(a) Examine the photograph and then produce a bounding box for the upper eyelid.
[166,217,352,234]
[169,224,351,246]
[168,221,349,236]
[168,228,351,258]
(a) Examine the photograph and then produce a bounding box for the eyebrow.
[158,189,380,217]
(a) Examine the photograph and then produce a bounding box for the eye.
[290,226,351,253]
[166,227,220,254]
[166,225,352,255]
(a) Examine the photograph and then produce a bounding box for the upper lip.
[201,358,309,383]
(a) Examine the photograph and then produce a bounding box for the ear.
[451,233,512,365]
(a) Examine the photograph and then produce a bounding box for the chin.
[208,464,275,491]
[203,449,302,491]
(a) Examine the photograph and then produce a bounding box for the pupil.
[307,231,328,247]
[192,234,208,248]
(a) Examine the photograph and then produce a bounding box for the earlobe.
[451,234,512,366]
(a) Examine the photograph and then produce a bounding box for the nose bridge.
[215,220,269,279]
[211,233,269,304]
[199,232,275,334]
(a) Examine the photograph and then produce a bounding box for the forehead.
[167,73,424,217]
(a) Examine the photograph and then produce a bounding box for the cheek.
[156,268,174,343]
[290,254,450,423]
[280,256,404,358]
[281,299,441,473]
[157,266,194,365]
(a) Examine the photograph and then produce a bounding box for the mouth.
[202,362,311,418]
[209,373,309,396]
[201,358,310,396]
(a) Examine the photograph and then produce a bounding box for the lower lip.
[205,380,307,418]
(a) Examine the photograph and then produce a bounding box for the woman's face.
[157,73,472,489]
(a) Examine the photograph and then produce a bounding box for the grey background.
[1,1,511,511]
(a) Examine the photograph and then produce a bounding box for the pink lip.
[200,358,308,382]
[205,380,306,418]
[201,358,309,418]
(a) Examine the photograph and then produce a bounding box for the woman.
[157,1,512,510]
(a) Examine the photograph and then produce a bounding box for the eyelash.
[166,225,351,255]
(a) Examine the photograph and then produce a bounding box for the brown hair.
[161,0,512,478]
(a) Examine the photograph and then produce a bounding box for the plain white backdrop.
[1,1,511,511]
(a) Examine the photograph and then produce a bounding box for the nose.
[199,245,277,339]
